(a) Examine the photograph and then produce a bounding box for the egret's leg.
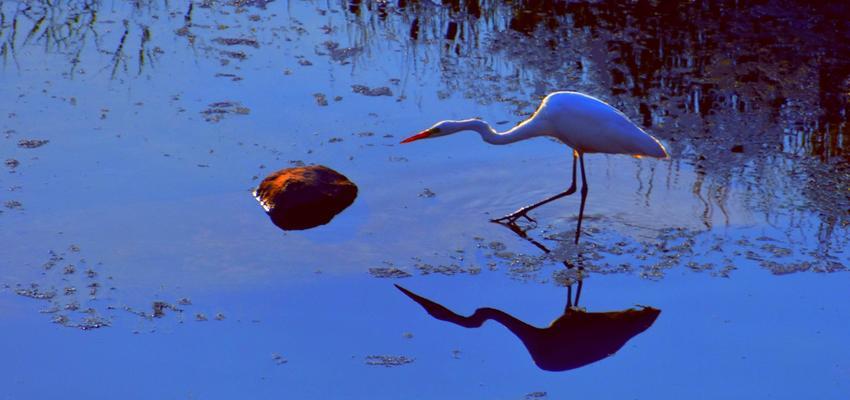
[574,153,589,244]
[564,276,583,312]
[574,277,583,307]
[492,151,578,224]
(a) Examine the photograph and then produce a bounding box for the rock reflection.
[396,283,659,372]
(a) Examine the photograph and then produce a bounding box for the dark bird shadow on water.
[395,220,661,372]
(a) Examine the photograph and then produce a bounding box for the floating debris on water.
[351,84,392,97]
[4,200,23,210]
[177,297,192,306]
[16,287,56,300]
[272,353,288,365]
[365,355,414,367]
[17,139,49,149]
[201,101,250,122]
[220,50,248,60]
[77,316,111,330]
[322,41,362,63]
[214,312,226,321]
[214,73,243,81]
[4,159,19,171]
[368,267,412,278]
[152,301,182,318]
[314,93,328,106]
[213,37,260,48]
[419,188,436,198]
[525,392,548,399]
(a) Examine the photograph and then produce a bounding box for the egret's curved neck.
[465,307,538,338]
[448,119,546,145]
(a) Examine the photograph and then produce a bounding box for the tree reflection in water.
[2,0,847,249]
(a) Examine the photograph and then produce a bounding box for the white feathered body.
[524,92,667,158]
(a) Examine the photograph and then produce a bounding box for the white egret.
[401,91,668,243]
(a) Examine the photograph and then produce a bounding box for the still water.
[1,0,848,398]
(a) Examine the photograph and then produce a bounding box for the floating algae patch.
[351,84,392,97]
[201,101,250,123]
[16,286,57,300]
[5,159,19,171]
[365,355,414,367]
[9,245,221,330]
[213,37,260,48]
[368,267,412,279]
[17,139,49,149]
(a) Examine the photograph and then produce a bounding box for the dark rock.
[253,165,358,230]
[731,144,744,153]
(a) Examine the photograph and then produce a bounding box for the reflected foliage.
[2,0,847,241]
[344,0,850,237]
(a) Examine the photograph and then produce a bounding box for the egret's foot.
[491,206,538,224]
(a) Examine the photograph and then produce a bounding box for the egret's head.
[400,120,471,144]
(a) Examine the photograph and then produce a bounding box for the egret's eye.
[432,128,441,134]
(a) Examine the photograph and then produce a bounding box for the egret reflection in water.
[395,284,659,372]
[396,217,661,372]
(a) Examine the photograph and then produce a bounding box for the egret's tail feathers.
[637,136,669,159]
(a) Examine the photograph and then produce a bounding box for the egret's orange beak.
[400,130,431,144]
